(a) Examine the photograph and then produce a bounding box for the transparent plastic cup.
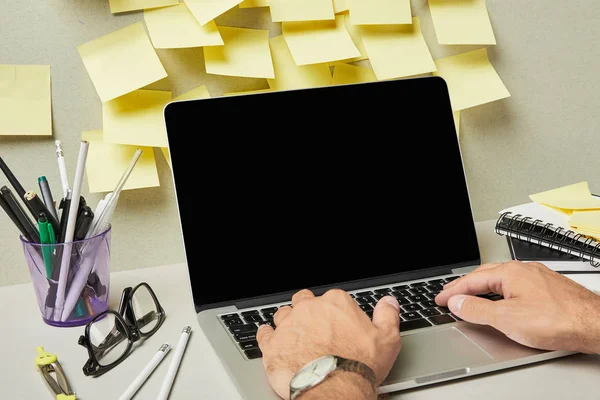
[21,226,111,327]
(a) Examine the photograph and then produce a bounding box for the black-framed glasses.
[78,282,166,377]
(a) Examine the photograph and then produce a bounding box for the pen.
[74,206,93,241]
[157,326,191,400]
[0,156,39,220]
[55,140,70,197]
[0,189,31,240]
[55,140,89,321]
[24,190,61,238]
[0,185,40,243]
[118,344,171,400]
[38,176,59,222]
[57,190,72,244]
[38,213,54,278]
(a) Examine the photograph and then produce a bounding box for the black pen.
[57,189,72,244]
[0,186,40,243]
[24,190,61,238]
[74,206,94,241]
[0,156,37,219]
[38,176,59,222]
[0,189,31,241]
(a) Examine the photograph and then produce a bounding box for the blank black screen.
[164,77,480,309]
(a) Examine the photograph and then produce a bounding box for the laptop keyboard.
[218,274,497,360]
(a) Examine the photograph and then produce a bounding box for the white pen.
[118,344,171,400]
[157,326,192,400]
[55,140,70,197]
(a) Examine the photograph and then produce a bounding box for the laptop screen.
[164,77,480,310]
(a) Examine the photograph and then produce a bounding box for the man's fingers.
[256,324,274,349]
[436,268,503,306]
[292,289,315,307]
[372,296,401,334]
[447,294,499,326]
[444,263,501,289]
[274,306,292,326]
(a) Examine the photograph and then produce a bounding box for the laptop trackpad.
[383,327,493,384]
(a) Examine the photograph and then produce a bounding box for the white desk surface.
[3,220,600,399]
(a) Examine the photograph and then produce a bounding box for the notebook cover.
[506,236,584,262]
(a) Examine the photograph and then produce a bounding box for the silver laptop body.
[163,77,572,399]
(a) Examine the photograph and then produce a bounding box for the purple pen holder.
[21,226,111,327]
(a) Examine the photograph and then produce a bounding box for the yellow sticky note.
[269,0,335,22]
[267,35,332,90]
[570,210,600,231]
[432,48,510,111]
[0,65,51,136]
[204,27,274,79]
[282,15,360,66]
[173,85,211,101]
[342,13,368,62]
[144,4,224,49]
[428,0,496,45]
[185,0,243,26]
[332,63,376,85]
[103,90,172,148]
[82,130,160,193]
[239,0,269,7]
[360,17,436,81]
[223,89,273,96]
[109,0,179,13]
[161,147,171,168]
[530,182,600,211]
[453,111,460,136]
[333,0,349,13]
[77,22,167,103]
[349,0,412,25]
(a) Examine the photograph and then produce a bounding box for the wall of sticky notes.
[1,0,600,286]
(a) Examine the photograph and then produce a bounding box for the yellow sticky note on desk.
[103,90,172,148]
[77,22,167,103]
[349,0,412,25]
[282,15,360,65]
[267,35,332,90]
[432,48,509,111]
[570,210,600,232]
[185,0,243,26]
[109,0,179,13]
[428,0,496,45]
[360,17,436,81]
[239,0,269,7]
[269,0,335,22]
[173,85,211,101]
[0,65,51,136]
[332,63,376,85]
[204,27,274,79]
[144,3,224,49]
[530,182,600,211]
[83,130,159,193]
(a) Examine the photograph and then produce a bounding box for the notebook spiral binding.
[495,211,600,267]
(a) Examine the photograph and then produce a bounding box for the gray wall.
[1,0,599,285]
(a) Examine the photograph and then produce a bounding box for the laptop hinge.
[233,264,460,310]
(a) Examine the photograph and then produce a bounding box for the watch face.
[290,356,337,391]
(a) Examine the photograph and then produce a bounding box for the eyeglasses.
[78,282,166,376]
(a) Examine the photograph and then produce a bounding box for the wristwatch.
[289,355,377,400]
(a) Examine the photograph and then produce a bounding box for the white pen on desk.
[118,344,171,400]
[157,326,192,400]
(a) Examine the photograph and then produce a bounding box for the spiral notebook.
[495,202,600,272]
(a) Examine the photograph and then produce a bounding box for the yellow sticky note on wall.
[185,0,243,26]
[103,90,172,148]
[109,0,179,14]
[428,0,496,45]
[453,111,460,136]
[432,48,510,111]
[0,65,52,136]
[173,85,211,101]
[332,63,376,85]
[144,3,224,49]
[83,130,159,193]
[224,89,273,96]
[77,22,167,103]
[343,13,368,62]
[239,0,269,7]
[530,182,600,211]
[282,15,360,65]
[161,147,171,168]
[333,0,349,13]
[349,0,412,25]
[267,35,332,90]
[360,17,436,81]
[269,0,335,22]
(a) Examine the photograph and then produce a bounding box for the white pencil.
[55,140,69,197]
[54,140,89,321]
[157,326,192,400]
[118,344,171,400]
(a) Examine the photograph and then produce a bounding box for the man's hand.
[436,261,600,354]
[256,289,401,399]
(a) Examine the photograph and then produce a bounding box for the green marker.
[38,214,54,278]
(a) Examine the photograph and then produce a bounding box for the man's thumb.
[448,295,497,325]
[373,296,401,334]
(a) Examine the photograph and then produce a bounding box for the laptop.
[163,77,573,398]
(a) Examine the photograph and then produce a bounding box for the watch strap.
[335,356,377,388]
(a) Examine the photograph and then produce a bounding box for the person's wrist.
[577,294,600,354]
[296,370,377,400]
